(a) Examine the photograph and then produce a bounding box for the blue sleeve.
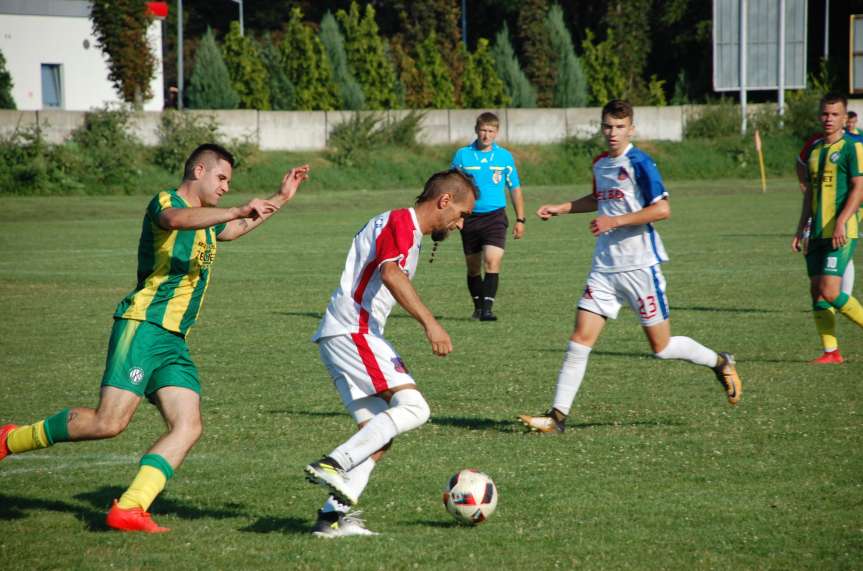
[505,152,521,190]
[631,152,667,206]
[451,149,462,169]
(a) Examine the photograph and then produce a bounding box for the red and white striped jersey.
[313,208,422,340]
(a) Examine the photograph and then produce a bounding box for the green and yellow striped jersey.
[802,133,863,239]
[114,189,226,336]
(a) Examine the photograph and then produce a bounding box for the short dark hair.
[849,111,858,119]
[820,93,848,110]
[415,168,479,205]
[475,112,500,130]
[601,99,634,122]
[183,143,235,181]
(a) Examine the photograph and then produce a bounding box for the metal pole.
[824,0,829,59]
[239,0,244,37]
[461,0,467,47]
[177,0,183,110]
[740,0,748,135]
[778,0,786,120]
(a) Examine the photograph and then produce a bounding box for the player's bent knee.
[386,389,431,434]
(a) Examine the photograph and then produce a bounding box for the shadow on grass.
[431,415,685,433]
[239,516,309,535]
[0,493,107,531]
[74,486,249,523]
[674,305,780,314]
[267,410,344,418]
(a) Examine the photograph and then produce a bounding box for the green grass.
[1,179,861,570]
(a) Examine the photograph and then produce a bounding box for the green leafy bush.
[70,106,142,190]
[684,99,740,138]
[154,110,258,174]
[328,111,424,166]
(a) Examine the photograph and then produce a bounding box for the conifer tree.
[0,49,15,109]
[258,34,295,111]
[336,2,398,110]
[187,28,240,109]
[320,12,364,110]
[415,31,454,109]
[280,7,338,111]
[581,28,627,106]
[222,21,270,110]
[516,0,556,107]
[605,0,651,102]
[461,38,509,109]
[390,37,428,109]
[546,4,588,108]
[492,24,536,108]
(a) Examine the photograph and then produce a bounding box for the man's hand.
[791,233,802,253]
[590,215,617,236]
[832,224,848,249]
[424,321,453,357]
[512,222,525,239]
[537,204,562,220]
[237,198,279,220]
[278,165,311,202]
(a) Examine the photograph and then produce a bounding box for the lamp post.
[177,0,183,109]
[231,0,244,36]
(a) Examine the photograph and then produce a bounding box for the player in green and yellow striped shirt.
[793,94,863,364]
[0,144,310,532]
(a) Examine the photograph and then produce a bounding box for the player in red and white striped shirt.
[305,169,477,537]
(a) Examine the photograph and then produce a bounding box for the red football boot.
[810,350,844,365]
[0,424,17,462]
[106,500,170,533]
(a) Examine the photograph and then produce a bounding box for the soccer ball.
[442,469,498,525]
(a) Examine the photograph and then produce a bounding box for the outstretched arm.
[158,200,280,232]
[536,193,597,220]
[380,262,452,357]
[217,165,311,241]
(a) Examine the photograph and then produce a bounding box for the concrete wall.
[0,106,712,149]
[0,13,164,111]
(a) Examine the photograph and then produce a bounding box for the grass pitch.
[0,179,861,570]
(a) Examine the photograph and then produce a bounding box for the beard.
[431,229,450,243]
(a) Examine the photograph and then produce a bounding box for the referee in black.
[450,112,526,321]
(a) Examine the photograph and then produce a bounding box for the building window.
[41,64,63,108]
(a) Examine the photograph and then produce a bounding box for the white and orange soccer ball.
[442,469,498,525]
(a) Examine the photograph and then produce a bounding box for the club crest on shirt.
[829,151,840,163]
[582,286,593,299]
[492,170,502,184]
[617,167,629,181]
[391,357,409,374]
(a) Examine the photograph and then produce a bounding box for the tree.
[90,0,156,106]
[390,37,428,109]
[392,0,465,105]
[546,5,588,108]
[415,32,455,109]
[337,2,398,110]
[581,28,626,106]
[462,38,510,109]
[279,7,339,111]
[259,34,295,111]
[492,24,536,108]
[320,12,364,110]
[516,0,556,107]
[0,48,14,109]
[187,28,240,109]
[222,21,270,110]
[604,0,652,102]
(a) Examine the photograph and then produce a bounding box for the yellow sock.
[838,296,863,328]
[813,307,838,351]
[7,421,50,454]
[117,466,167,511]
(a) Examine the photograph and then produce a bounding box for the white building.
[0,0,165,111]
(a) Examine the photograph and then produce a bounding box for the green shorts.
[805,238,857,278]
[101,318,200,400]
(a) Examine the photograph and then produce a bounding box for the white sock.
[841,260,855,296]
[329,389,430,471]
[551,341,591,416]
[654,336,719,368]
[321,458,376,513]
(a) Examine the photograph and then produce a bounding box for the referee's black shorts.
[459,208,508,255]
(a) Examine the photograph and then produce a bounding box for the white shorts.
[577,265,670,327]
[318,333,416,413]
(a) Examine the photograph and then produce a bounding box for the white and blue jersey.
[591,144,669,273]
[451,142,521,214]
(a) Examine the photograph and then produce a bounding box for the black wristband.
[516,217,526,224]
